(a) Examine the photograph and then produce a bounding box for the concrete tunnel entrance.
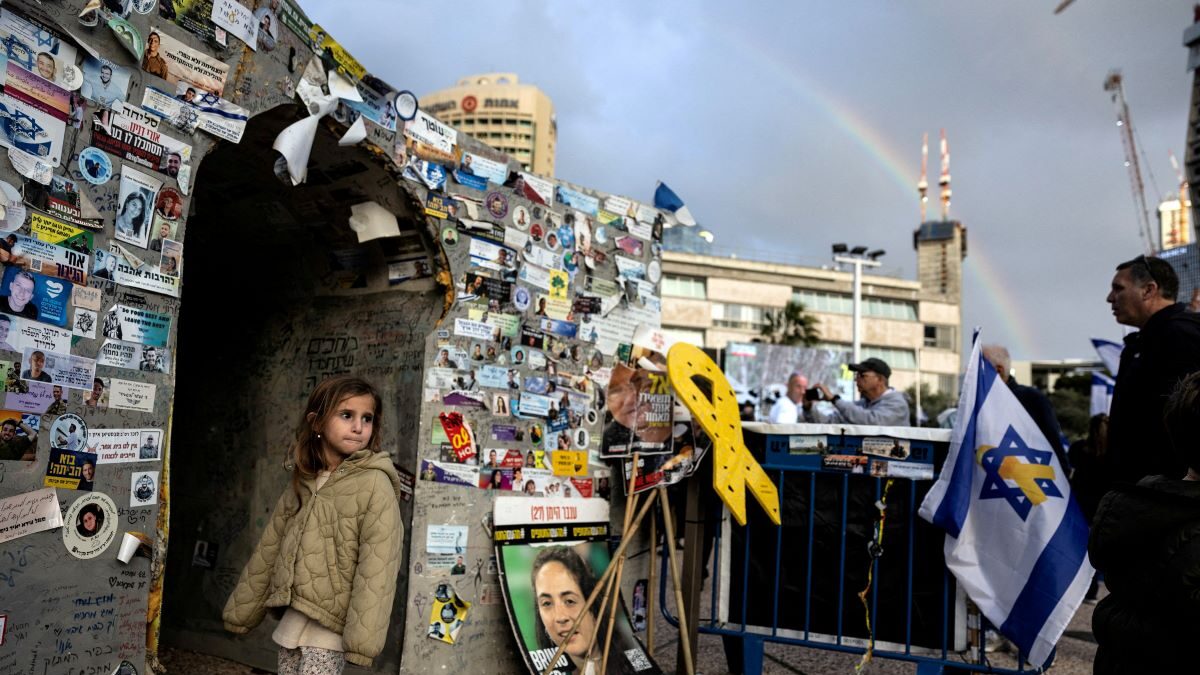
[158,104,442,672]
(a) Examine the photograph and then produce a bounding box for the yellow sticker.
[666,343,781,526]
[551,450,588,477]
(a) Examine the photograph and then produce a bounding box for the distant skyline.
[306,0,1197,360]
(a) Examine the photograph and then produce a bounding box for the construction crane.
[1103,70,1157,254]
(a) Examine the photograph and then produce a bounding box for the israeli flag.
[653,181,697,226]
[1090,372,1114,416]
[919,335,1093,666]
[1090,338,1122,376]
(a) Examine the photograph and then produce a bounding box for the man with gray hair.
[802,357,910,426]
[982,344,1068,470]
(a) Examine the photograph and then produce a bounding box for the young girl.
[223,376,403,673]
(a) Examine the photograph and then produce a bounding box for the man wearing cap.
[1106,254,1200,484]
[802,357,909,426]
[767,372,808,424]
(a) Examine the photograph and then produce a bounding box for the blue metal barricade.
[657,423,1053,675]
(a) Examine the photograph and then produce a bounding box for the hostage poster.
[494,496,660,675]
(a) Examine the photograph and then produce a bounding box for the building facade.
[420,73,557,176]
[660,220,966,396]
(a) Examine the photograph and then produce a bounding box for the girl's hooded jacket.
[223,449,403,667]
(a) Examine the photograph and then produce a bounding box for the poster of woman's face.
[113,175,156,250]
[494,496,660,675]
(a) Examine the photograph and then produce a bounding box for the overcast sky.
[306,0,1196,360]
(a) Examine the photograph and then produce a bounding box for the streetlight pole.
[832,246,885,363]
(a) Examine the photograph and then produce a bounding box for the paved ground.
[160,588,1101,674]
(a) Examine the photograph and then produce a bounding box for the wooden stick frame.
[538,489,659,675]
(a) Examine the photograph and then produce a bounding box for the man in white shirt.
[768,373,808,424]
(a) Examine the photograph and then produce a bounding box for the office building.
[420,73,556,176]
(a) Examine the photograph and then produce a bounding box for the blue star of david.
[977,425,1062,521]
[34,30,54,49]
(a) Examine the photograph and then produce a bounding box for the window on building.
[864,297,918,321]
[662,275,706,299]
[792,290,853,314]
[711,303,768,330]
[924,324,956,350]
[937,374,958,396]
[861,346,917,370]
[663,328,705,347]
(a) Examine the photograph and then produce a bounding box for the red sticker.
[438,412,476,463]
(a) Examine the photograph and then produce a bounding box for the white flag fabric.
[1090,372,1114,417]
[919,336,1093,666]
[1090,338,1122,376]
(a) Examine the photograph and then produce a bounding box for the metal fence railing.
[657,423,1053,675]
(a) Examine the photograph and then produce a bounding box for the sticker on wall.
[43,447,96,491]
[78,146,114,183]
[441,226,458,247]
[485,191,508,219]
[426,524,468,571]
[0,182,27,233]
[647,259,662,284]
[130,470,158,506]
[511,204,529,230]
[512,285,531,312]
[427,582,470,644]
[593,224,608,244]
[109,661,139,675]
[50,414,89,452]
[62,491,118,559]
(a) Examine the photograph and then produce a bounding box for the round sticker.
[557,224,575,250]
[544,228,560,252]
[51,414,88,452]
[563,252,578,273]
[63,492,118,560]
[513,286,531,312]
[585,408,599,426]
[442,226,459,247]
[155,187,184,220]
[647,259,662,284]
[132,473,156,504]
[79,147,112,185]
[529,223,543,243]
[0,181,27,233]
[485,191,509,219]
[58,64,83,91]
[531,205,544,220]
[574,428,590,449]
[593,225,608,244]
[511,205,530,230]
[131,0,157,14]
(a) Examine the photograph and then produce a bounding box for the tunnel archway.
[159,104,441,672]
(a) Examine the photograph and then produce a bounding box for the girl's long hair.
[289,375,383,508]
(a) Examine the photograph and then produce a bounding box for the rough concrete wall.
[396,131,660,674]
[0,1,664,674]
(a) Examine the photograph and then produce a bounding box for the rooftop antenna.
[918,132,929,221]
[939,129,952,219]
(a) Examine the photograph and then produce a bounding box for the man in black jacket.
[1089,371,1200,674]
[1105,255,1200,485]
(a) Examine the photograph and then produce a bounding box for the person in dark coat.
[1068,413,1109,600]
[1089,371,1200,675]
[1105,255,1200,486]
[982,344,1069,470]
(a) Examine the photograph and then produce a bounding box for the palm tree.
[760,300,820,346]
